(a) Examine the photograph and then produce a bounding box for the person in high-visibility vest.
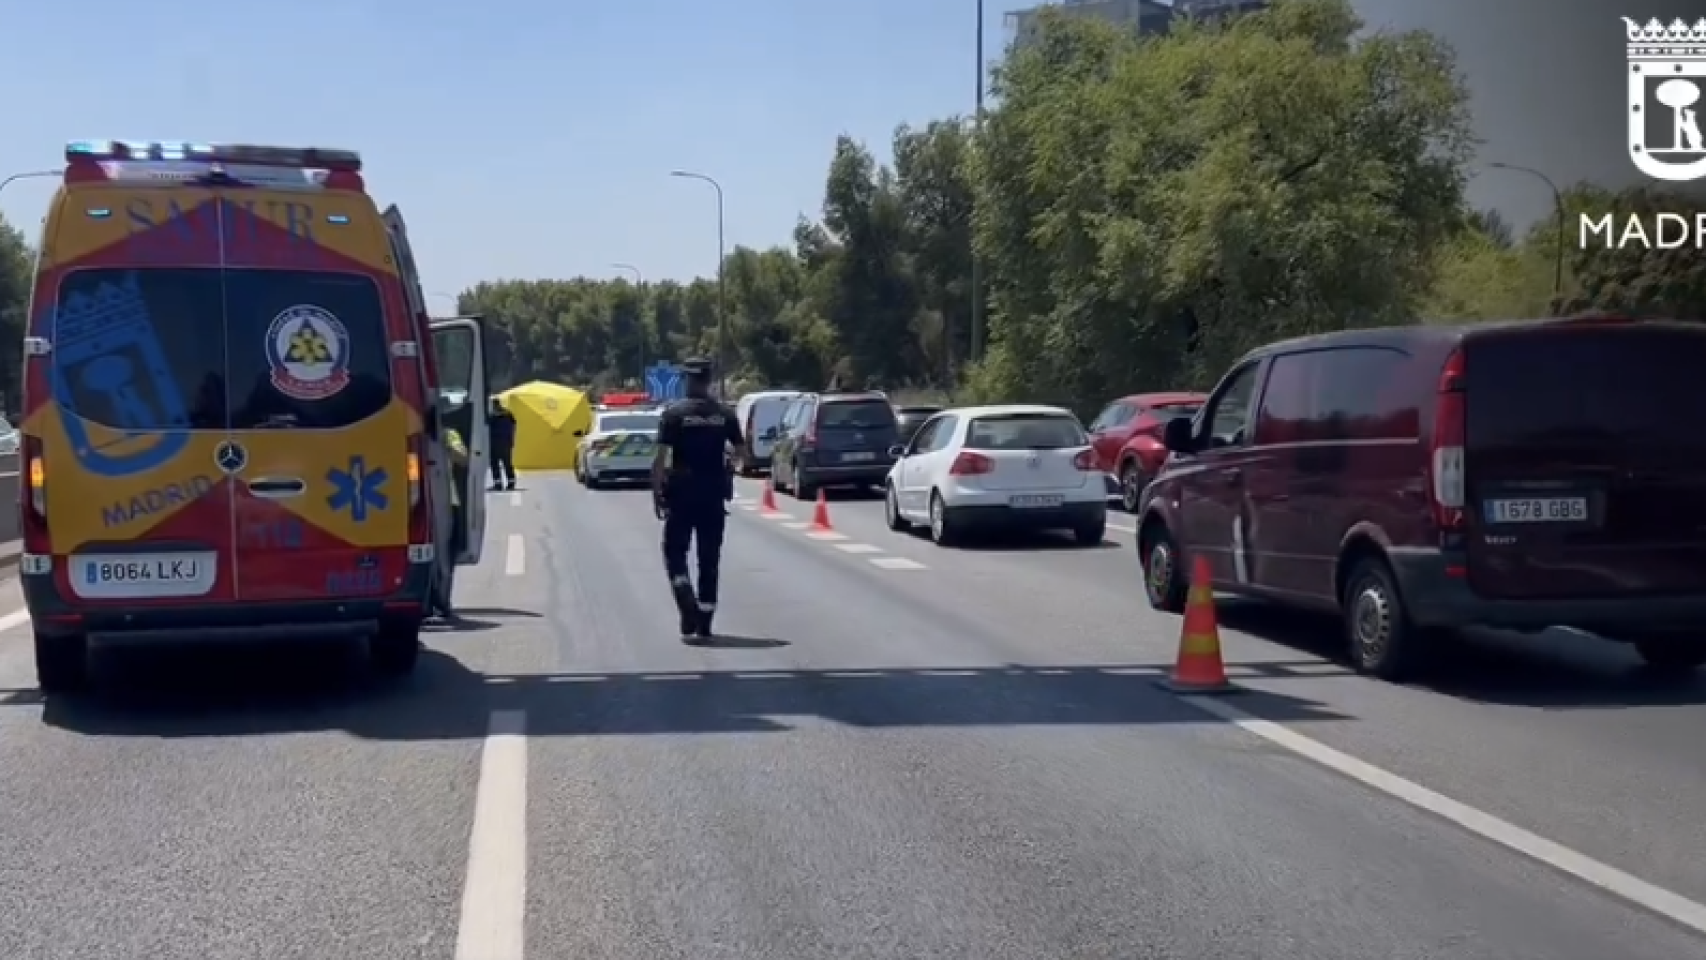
[432,427,469,619]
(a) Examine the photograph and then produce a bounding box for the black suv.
[770,392,899,498]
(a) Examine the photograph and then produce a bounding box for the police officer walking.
[652,358,743,641]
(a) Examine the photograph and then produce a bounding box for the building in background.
[1005,0,1269,50]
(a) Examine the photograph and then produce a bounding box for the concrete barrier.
[0,453,18,544]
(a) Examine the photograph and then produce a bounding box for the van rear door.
[44,192,234,607]
[1463,321,1706,599]
[221,192,412,603]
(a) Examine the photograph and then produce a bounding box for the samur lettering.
[101,474,216,528]
[123,197,321,259]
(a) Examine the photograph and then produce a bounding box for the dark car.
[1136,316,1706,680]
[1086,392,1207,512]
[771,391,900,498]
[895,405,943,445]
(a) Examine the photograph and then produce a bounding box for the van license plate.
[1483,497,1588,524]
[1010,494,1064,508]
[70,552,217,600]
[841,451,876,462]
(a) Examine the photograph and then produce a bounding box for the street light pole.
[610,261,645,380]
[670,170,728,398]
[969,0,986,367]
[1488,162,1567,311]
[0,169,59,199]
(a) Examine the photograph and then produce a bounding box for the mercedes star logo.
[215,441,248,475]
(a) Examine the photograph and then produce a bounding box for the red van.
[1137,318,1706,679]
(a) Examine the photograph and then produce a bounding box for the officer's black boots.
[671,577,701,642]
[695,607,715,639]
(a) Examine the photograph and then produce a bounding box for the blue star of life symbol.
[326,455,389,522]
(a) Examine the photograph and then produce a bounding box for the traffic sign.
[645,363,683,401]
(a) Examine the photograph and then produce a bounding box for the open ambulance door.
[431,317,489,565]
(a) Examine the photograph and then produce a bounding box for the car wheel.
[1139,523,1188,613]
[586,474,601,489]
[885,483,910,531]
[1119,460,1147,513]
[1073,519,1106,546]
[34,630,88,694]
[1341,556,1427,681]
[1633,636,1706,672]
[371,618,422,677]
[928,491,960,546]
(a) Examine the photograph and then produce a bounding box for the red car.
[1086,392,1207,512]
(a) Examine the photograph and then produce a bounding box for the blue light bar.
[65,140,361,171]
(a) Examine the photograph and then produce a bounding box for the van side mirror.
[572,429,585,437]
[887,444,907,458]
[1162,416,1196,454]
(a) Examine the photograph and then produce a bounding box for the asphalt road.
[0,471,1703,959]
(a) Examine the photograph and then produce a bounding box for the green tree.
[0,214,33,412]
[966,0,1473,413]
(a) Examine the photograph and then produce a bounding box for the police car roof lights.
[65,140,362,171]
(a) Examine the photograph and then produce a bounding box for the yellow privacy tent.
[497,381,592,471]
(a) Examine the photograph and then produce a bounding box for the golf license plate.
[1482,496,1588,524]
[1010,494,1064,508]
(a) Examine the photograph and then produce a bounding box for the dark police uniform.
[656,360,743,637]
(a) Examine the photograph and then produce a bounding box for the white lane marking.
[1106,521,1137,534]
[869,557,927,570]
[0,607,30,633]
[504,535,525,576]
[1183,695,1706,936]
[739,504,758,512]
[509,491,522,507]
[805,530,847,541]
[761,513,792,521]
[455,710,528,960]
[782,521,811,530]
[835,543,884,554]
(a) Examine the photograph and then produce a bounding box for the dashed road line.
[805,530,847,541]
[504,534,525,576]
[454,709,528,960]
[835,543,884,554]
[869,557,928,571]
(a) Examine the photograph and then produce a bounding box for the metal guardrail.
[0,453,18,543]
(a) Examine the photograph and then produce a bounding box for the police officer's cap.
[681,357,713,377]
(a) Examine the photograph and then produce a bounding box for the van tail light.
[1072,449,1099,471]
[1429,347,1466,534]
[950,451,994,476]
[803,419,818,444]
[21,435,48,553]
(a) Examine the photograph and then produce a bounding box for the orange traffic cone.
[760,477,779,514]
[1159,555,1238,694]
[810,489,833,530]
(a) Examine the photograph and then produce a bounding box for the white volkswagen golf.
[883,404,1107,546]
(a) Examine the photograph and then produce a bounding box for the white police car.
[576,405,664,488]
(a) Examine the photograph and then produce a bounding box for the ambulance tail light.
[21,435,48,554]
[406,443,422,509]
[406,437,431,548]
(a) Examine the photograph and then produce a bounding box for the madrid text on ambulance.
[1580,213,1706,249]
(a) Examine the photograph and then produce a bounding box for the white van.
[733,390,802,475]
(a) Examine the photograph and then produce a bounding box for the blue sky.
[0,0,1655,298]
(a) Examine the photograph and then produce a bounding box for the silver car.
[576,408,663,488]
